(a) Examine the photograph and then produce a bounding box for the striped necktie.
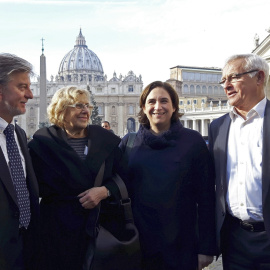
[4,124,31,228]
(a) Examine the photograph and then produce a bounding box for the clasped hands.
[78,186,108,209]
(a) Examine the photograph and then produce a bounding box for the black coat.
[119,121,216,270]
[28,125,122,270]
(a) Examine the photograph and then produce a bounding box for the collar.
[229,97,266,121]
[0,117,15,134]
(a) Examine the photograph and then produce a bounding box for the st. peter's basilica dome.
[58,29,104,82]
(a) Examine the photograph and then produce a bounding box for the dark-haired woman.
[120,81,216,270]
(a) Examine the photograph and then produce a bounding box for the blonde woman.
[29,86,122,270]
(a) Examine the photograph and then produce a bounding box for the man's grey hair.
[0,53,34,85]
[224,54,269,87]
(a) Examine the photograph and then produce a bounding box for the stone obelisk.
[39,38,47,125]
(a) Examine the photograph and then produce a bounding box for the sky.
[1,0,270,86]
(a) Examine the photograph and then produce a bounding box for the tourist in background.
[102,120,115,134]
[119,81,216,270]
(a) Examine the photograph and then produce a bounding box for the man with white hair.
[209,54,270,269]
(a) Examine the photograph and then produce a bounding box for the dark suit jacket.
[209,99,270,253]
[0,124,39,270]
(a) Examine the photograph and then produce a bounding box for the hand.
[78,187,108,209]
[198,254,213,270]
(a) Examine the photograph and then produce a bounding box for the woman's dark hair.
[138,81,181,127]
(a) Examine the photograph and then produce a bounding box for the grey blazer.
[208,99,270,252]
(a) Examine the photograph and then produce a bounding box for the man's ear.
[257,70,265,85]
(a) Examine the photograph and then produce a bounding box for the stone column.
[118,102,124,137]
[184,119,187,128]
[104,103,109,121]
[201,119,205,136]
[192,119,197,131]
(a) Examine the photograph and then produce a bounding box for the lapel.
[0,148,18,207]
[15,125,39,198]
[217,114,231,195]
[0,126,21,208]
[262,100,270,205]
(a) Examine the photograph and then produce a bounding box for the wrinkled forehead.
[222,58,246,77]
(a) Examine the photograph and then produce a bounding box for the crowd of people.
[0,52,270,270]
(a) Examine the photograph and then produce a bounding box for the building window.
[190,85,195,94]
[187,100,191,105]
[179,100,183,105]
[202,85,207,94]
[201,73,207,82]
[128,105,134,115]
[196,85,201,94]
[201,99,205,103]
[183,84,189,94]
[193,100,197,104]
[98,106,103,115]
[188,72,194,80]
[112,106,116,115]
[220,87,224,94]
[128,85,134,92]
[96,87,102,93]
[208,86,213,95]
[111,88,116,93]
[183,72,189,80]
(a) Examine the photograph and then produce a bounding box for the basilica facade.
[15,29,143,138]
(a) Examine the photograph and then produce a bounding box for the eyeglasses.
[219,69,259,87]
[66,103,93,110]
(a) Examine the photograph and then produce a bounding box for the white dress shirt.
[0,117,26,177]
[226,97,266,222]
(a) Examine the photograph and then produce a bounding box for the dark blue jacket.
[120,121,216,270]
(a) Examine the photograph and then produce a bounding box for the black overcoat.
[28,125,121,270]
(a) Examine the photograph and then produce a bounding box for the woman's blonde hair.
[47,86,91,128]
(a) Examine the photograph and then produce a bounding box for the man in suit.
[209,53,270,270]
[0,53,39,270]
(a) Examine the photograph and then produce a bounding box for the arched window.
[208,86,213,95]
[190,85,195,94]
[196,85,201,94]
[220,86,224,94]
[183,84,189,94]
[202,85,207,94]
[127,118,135,132]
